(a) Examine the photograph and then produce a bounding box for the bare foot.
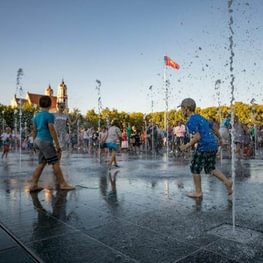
[28,185,44,192]
[60,183,75,191]
[225,180,233,200]
[186,192,203,198]
[225,179,233,195]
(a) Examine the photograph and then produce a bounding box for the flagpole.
[163,55,179,159]
[163,62,169,158]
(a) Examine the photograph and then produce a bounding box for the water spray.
[16,68,24,163]
[96,79,102,160]
[228,0,236,232]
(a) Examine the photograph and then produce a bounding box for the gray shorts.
[34,139,59,165]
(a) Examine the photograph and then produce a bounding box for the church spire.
[45,84,53,96]
[57,79,68,111]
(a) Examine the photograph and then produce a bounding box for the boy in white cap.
[179,98,232,199]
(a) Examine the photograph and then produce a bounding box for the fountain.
[212,0,261,240]
[228,0,236,232]
[95,79,102,160]
[16,68,24,164]
[214,79,223,162]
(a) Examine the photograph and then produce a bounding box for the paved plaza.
[0,151,263,262]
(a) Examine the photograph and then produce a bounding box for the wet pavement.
[0,151,263,262]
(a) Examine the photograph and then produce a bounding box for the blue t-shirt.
[33,110,54,142]
[186,114,218,152]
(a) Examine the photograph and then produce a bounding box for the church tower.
[57,79,68,111]
[45,84,53,96]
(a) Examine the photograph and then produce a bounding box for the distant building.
[10,80,69,112]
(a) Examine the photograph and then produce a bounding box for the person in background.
[54,101,78,152]
[130,126,141,154]
[233,116,248,159]
[83,127,89,152]
[219,113,231,158]
[106,119,122,169]
[173,120,186,155]
[126,123,132,151]
[98,126,108,157]
[121,128,128,152]
[54,102,69,151]
[1,127,12,159]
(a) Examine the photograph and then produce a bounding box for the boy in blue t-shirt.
[29,95,74,192]
[179,98,232,199]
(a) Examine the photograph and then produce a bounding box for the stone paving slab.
[0,152,263,262]
[0,225,36,262]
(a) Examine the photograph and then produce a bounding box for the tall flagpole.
[164,55,180,158]
[163,62,169,158]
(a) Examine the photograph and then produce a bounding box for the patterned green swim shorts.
[190,151,217,174]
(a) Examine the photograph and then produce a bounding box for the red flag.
[164,56,180,70]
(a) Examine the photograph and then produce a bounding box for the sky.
[0,0,262,114]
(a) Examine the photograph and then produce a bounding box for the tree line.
[1,101,263,132]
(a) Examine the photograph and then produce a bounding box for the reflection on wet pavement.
[1,152,263,262]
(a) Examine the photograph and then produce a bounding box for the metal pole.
[163,65,169,157]
[251,99,257,157]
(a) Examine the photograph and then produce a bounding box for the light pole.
[251,99,257,157]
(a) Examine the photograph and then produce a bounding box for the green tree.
[85,109,98,127]
[129,112,144,129]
